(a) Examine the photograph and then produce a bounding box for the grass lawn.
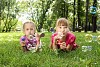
[0,32,100,67]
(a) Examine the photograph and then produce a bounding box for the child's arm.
[50,33,62,50]
[20,41,28,52]
[59,42,72,51]
[66,36,76,51]
[52,35,60,50]
[20,37,28,52]
[35,33,41,51]
[49,35,54,49]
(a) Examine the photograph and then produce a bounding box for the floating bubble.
[58,32,64,39]
[82,46,87,52]
[87,46,92,51]
[97,35,100,44]
[85,34,92,42]
[92,36,97,42]
[28,35,33,40]
[82,46,92,52]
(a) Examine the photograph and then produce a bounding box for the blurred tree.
[36,0,54,32]
[2,0,19,32]
[77,0,81,32]
[51,0,69,18]
[73,0,76,32]
[0,0,6,32]
[9,0,99,32]
[85,0,89,32]
[0,0,19,32]
[92,0,97,32]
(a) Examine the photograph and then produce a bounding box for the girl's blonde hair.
[23,20,36,33]
[56,18,69,28]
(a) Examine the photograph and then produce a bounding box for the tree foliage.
[0,0,19,32]
[0,0,99,32]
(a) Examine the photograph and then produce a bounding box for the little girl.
[20,20,44,52]
[50,18,78,54]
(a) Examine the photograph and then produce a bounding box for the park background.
[0,0,100,67]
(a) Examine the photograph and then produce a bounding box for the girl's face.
[23,23,35,36]
[56,25,68,36]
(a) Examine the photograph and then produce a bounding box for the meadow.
[0,32,100,67]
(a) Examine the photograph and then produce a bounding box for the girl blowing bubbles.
[20,20,44,52]
[50,18,78,54]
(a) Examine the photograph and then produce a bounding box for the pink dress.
[51,32,78,50]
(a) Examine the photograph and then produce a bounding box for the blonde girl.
[20,20,44,52]
[50,18,78,54]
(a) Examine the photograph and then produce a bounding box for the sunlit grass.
[0,32,100,67]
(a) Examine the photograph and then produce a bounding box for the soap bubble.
[97,35,100,44]
[87,46,92,51]
[82,46,92,52]
[28,35,33,40]
[82,46,87,52]
[92,36,97,42]
[85,34,92,42]
[58,32,64,39]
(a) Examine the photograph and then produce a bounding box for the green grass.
[0,32,100,67]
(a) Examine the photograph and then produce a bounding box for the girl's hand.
[20,37,26,46]
[53,35,60,44]
[21,41,26,46]
[57,32,64,39]
[53,33,63,44]
[21,38,26,46]
[60,42,66,49]
[54,32,63,40]
[35,33,40,41]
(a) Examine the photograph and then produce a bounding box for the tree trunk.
[64,1,66,18]
[92,0,97,32]
[66,5,68,19]
[73,0,76,32]
[38,0,54,32]
[92,15,97,32]
[77,0,81,32]
[85,0,89,32]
